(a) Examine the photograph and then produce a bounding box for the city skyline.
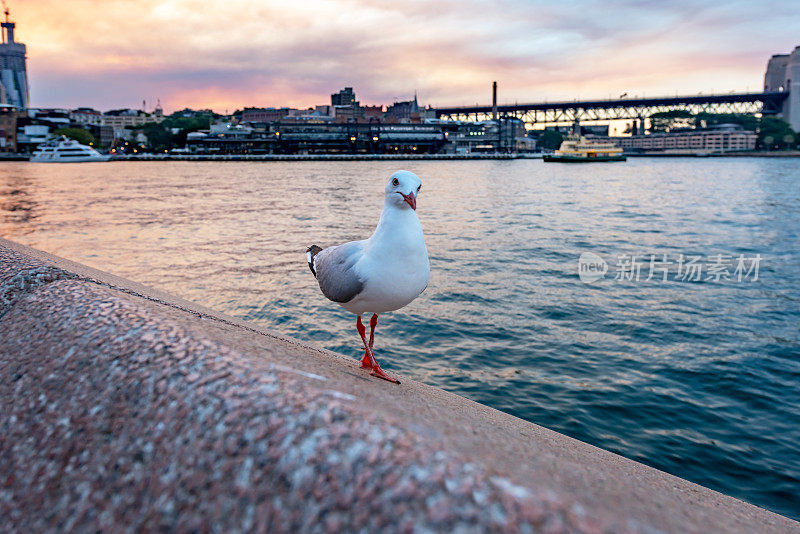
[15,0,800,113]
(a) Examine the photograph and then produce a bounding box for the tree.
[139,122,173,152]
[161,115,212,131]
[123,111,217,152]
[537,130,563,150]
[757,116,796,150]
[650,110,694,132]
[694,112,758,132]
[54,127,97,146]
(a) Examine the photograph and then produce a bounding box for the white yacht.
[31,136,111,162]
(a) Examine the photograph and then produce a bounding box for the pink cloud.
[11,0,800,112]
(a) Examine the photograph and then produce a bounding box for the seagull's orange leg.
[368,313,378,350]
[358,316,371,367]
[356,314,399,384]
[359,313,378,366]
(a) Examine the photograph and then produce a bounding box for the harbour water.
[1,159,798,519]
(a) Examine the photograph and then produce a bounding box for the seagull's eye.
[392,178,399,186]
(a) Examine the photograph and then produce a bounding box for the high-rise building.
[764,46,800,132]
[331,87,358,107]
[0,8,28,108]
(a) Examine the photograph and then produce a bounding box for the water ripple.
[1,158,799,519]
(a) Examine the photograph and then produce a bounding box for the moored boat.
[31,136,111,163]
[544,134,626,162]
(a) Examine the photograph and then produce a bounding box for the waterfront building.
[362,105,384,120]
[87,124,114,148]
[0,9,28,108]
[15,109,70,150]
[282,107,336,123]
[101,109,164,130]
[181,118,540,155]
[12,109,66,152]
[28,108,70,127]
[240,107,292,123]
[285,108,316,119]
[614,124,756,153]
[209,121,253,137]
[370,123,444,153]
[497,118,532,152]
[113,129,149,146]
[185,121,448,155]
[185,128,272,154]
[386,97,420,121]
[15,124,49,152]
[70,108,103,126]
[314,105,335,118]
[764,46,800,132]
[333,105,362,122]
[0,104,22,151]
[11,108,113,150]
[443,121,498,153]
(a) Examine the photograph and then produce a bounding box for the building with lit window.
[101,109,163,129]
[331,87,358,107]
[614,124,756,153]
[0,104,22,151]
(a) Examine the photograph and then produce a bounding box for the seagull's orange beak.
[401,191,416,210]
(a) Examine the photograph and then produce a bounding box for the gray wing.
[313,241,365,303]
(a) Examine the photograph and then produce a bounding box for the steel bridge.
[435,91,789,127]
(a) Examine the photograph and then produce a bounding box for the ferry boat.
[31,136,111,163]
[543,134,626,162]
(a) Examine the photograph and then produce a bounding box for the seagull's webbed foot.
[369,364,400,384]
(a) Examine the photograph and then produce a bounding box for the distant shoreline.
[3,151,799,162]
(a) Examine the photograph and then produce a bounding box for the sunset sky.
[12,0,800,113]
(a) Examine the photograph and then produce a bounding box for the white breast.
[341,208,430,315]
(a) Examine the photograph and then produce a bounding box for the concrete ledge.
[0,238,797,533]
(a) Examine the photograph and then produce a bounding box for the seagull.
[306,170,430,384]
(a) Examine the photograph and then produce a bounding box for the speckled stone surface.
[1,238,798,533]
[0,244,76,316]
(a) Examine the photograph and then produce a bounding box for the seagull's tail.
[306,245,323,278]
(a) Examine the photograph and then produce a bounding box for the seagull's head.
[385,170,422,211]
